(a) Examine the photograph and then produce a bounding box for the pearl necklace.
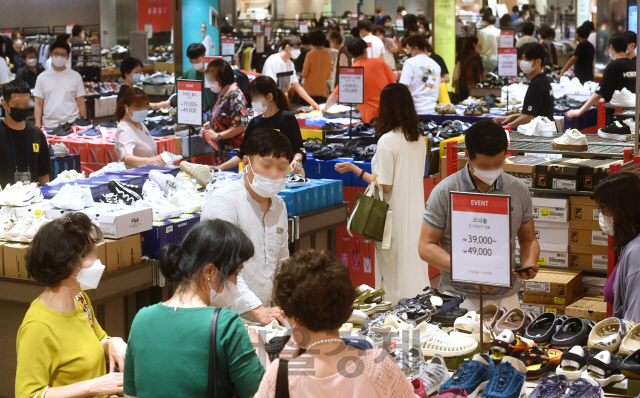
[305,338,344,351]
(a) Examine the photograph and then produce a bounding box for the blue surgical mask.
[132,73,142,83]
[128,107,147,123]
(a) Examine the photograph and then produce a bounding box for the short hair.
[540,26,555,39]
[300,34,310,46]
[205,58,236,87]
[406,23,419,33]
[350,27,360,38]
[500,14,512,27]
[26,213,103,288]
[50,41,70,56]
[521,5,530,11]
[383,15,392,23]
[273,250,356,332]
[375,7,383,13]
[397,5,406,13]
[581,21,595,31]
[281,35,302,49]
[519,10,527,16]
[308,30,325,46]
[115,87,149,121]
[403,34,427,51]
[577,25,591,40]
[626,31,637,49]
[186,43,206,59]
[120,57,143,78]
[465,119,508,160]
[521,42,546,62]
[347,39,368,57]
[484,15,496,24]
[55,33,70,43]
[242,128,293,161]
[512,5,519,12]
[328,30,343,44]
[11,31,22,41]
[522,22,535,35]
[2,79,31,102]
[220,23,234,35]
[610,33,629,53]
[357,20,374,32]
[72,24,83,37]
[22,46,37,59]
[373,26,386,36]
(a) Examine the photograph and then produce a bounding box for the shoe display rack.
[453,141,630,159]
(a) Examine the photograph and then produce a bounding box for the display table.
[288,202,349,253]
[467,87,502,98]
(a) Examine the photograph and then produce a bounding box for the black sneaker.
[73,117,93,129]
[53,123,73,136]
[100,193,120,204]
[99,119,117,128]
[108,180,142,205]
[598,121,632,141]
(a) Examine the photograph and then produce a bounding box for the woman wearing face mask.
[11,31,25,72]
[16,213,127,398]
[201,59,248,165]
[594,172,640,322]
[114,87,164,168]
[255,250,416,398]
[15,46,44,88]
[215,76,305,174]
[123,219,264,398]
[117,57,144,103]
[373,26,399,71]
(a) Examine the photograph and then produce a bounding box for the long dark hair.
[248,76,290,111]
[115,87,149,121]
[375,83,422,142]
[461,36,479,54]
[594,171,640,251]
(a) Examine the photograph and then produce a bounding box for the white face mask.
[52,55,67,68]
[209,279,238,308]
[74,259,105,290]
[471,163,503,185]
[128,107,148,123]
[210,81,221,93]
[246,158,286,198]
[252,98,268,113]
[26,58,38,67]
[520,60,535,74]
[599,213,615,236]
[191,62,204,70]
[290,49,301,59]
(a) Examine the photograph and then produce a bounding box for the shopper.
[494,43,554,128]
[34,41,87,128]
[201,21,215,56]
[582,21,596,50]
[117,57,144,103]
[44,34,72,70]
[183,43,215,109]
[335,84,428,303]
[70,24,85,45]
[202,129,291,325]
[358,20,386,59]
[513,10,527,28]
[510,5,520,23]
[398,6,418,28]
[374,26,399,71]
[0,40,14,87]
[323,39,397,123]
[560,25,595,83]
[114,87,163,168]
[540,26,558,67]
[478,15,500,77]
[424,42,450,83]
[0,79,50,187]
[566,33,636,124]
[500,14,512,29]
[595,172,640,322]
[16,213,127,398]
[461,37,484,99]
[255,250,416,398]
[294,34,311,73]
[419,119,540,310]
[516,23,537,48]
[251,34,275,73]
[327,30,352,90]
[626,30,637,61]
[11,31,24,72]
[15,47,44,88]
[123,219,264,397]
[375,6,385,25]
[262,35,320,110]
[398,35,441,114]
[301,30,332,104]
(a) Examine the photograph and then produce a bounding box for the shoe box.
[582,275,606,296]
[522,268,583,305]
[94,95,117,118]
[94,173,145,187]
[309,179,341,207]
[170,215,194,244]
[565,295,607,322]
[567,196,608,271]
[532,197,569,223]
[504,156,551,188]
[569,196,600,222]
[535,159,582,191]
[49,154,82,182]
[97,234,141,273]
[313,157,353,187]
[569,244,608,271]
[578,159,622,191]
[80,203,153,239]
[65,139,90,163]
[302,156,317,179]
[309,180,327,209]
[520,302,567,317]
[515,241,569,268]
[4,243,30,279]
[534,221,569,244]
[278,187,309,216]
[141,221,175,258]
[103,141,118,163]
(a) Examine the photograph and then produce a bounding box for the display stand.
[337,67,365,138]
[176,79,204,162]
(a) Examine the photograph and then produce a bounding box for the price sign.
[221,38,235,55]
[177,79,203,126]
[338,67,364,104]
[256,33,264,53]
[253,21,261,34]
[145,23,153,38]
[450,192,512,288]
[265,23,271,40]
[395,16,404,29]
[2,29,12,37]
[366,42,373,59]
[91,39,101,55]
[499,30,514,48]
[534,15,541,27]
[66,23,75,34]
[417,8,424,14]
[299,21,308,33]
[351,13,358,29]
[498,48,518,77]
[203,56,222,88]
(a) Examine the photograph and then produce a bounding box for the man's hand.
[290,159,303,174]
[566,109,581,120]
[513,264,540,280]
[249,305,285,325]
[493,115,511,125]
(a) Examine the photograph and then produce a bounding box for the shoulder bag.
[347,176,393,250]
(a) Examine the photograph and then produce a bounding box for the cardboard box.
[565,295,607,322]
[80,203,153,239]
[535,221,569,244]
[569,244,609,271]
[535,159,581,191]
[516,242,569,267]
[583,285,605,295]
[118,233,142,267]
[569,229,608,246]
[520,301,568,316]
[4,243,30,279]
[440,155,468,180]
[569,219,601,231]
[522,268,583,305]
[310,180,328,209]
[578,159,623,191]
[101,239,121,273]
[570,243,608,256]
[532,198,569,223]
[504,156,550,188]
[571,205,600,222]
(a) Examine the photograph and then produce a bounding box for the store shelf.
[538,264,607,275]
[602,103,636,110]
[528,188,595,196]
[454,142,627,158]
[509,131,634,146]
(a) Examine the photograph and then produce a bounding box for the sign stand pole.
[479,286,484,353]
[349,105,353,139]
[188,126,193,163]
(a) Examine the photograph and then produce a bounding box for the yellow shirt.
[15,292,108,398]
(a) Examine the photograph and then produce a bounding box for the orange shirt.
[301,48,333,97]
[332,58,397,123]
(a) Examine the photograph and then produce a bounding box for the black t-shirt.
[596,57,636,124]
[522,73,555,119]
[117,84,130,103]
[573,41,595,83]
[236,109,306,162]
[0,121,51,187]
[429,53,449,76]
[403,14,418,28]
[251,47,275,74]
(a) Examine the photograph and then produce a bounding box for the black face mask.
[9,107,31,123]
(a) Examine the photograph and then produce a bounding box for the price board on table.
[177,79,203,126]
[338,67,364,104]
[253,21,261,34]
[221,38,235,56]
[450,192,512,288]
[499,30,515,48]
[299,21,308,33]
[498,48,518,77]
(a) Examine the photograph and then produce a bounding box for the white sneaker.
[135,198,174,221]
[180,161,214,187]
[411,354,451,395]
[517,119,539,136]
[623,118,636,133]
[21,216,51,241]
[552,129,588,151]
[417,322,478,357]
[610,88,636,107]
[53,143,70,157]
[149,170,179,193]
[0,183,21,205]
[159,151,183,166]
[89,162,126,177]
[176,171,197,191]
[4,182,43,207]
[140,184,182,218]
[48,170,86,185]
[0,212,17,239]
[168,189,204,213]
[50,184,94,210]
[5,217,34,242]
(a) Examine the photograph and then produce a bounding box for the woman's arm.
[213,126,246,140]
[334,162,392,193]
[216,155,242,171]
[122,154,165,168]
[453,61,461,82]
[40,374,124,398]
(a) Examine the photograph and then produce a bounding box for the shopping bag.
[347,176,389,242]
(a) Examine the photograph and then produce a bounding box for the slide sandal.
[520,347,562,379]
[557,345,588,380]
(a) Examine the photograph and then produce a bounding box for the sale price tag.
[256,33,264,53]
[338,67,364,104]
[351,13,358,29]
[66,23,75,34]
[265,23,271,40]
[299,21,308,33]
[498,48,518,77]
[221,38,235,55]
[450,192,512,288]
[177,80,203,126]
[499,30,514,48]
[253,21,261,34]
[396,16,404,29]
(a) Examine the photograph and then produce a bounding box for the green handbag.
[347,176,390,243]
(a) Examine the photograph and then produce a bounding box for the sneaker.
[418,321,478,357]
[52,123,73,136]
[73,117,94,130]
[623,118,636,132]
[610,88,636,107]
[135,199,173,221]
[481,357,527,398]
[583,350,625,386]
[437,388,469,398]
[529,372,569,398]
[53,143,70,157]
[89,162,127,177]
[440,354,495,398]
[619,324,640,356]
[561,376,605,398]
[5,217,34,242]
[100,193,120,204]
[149,170,179,193]
[50,184,94,210]
[490,330,536,365]
[159,151,182,165]
[552,129,588,151]
[598,121,632,141]
[21,216,51,241]
[412,378,429,398]
[48,170,86,186]
[411,354,450,396]
[176,171,197,191]
[4,182,43,207]
[452,311,492,343]
[0,212,17,239]
[557,346,589,380]
[168,189,204,213]
[108,180,142,205]
[588,318,635,352]
[517,117,557,137]
[286,174,311,188]
[180,161,214,187]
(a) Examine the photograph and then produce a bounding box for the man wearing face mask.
[15,47,44,89]
[0,79,51,187]
[34,41,87,128]
[419,119,540,311]
[183,43,216,110]
[202,129,292,326]
[493,43,554,129]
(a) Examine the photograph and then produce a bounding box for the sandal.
[550,317,594,348]
[489,330,536,364]
[472,105,482,116]
[494,308,536,336]
[556,345,589,380]
[525,313,567,345]
[584,350,626,386]
[464,106,474,116]
[520,347,562,379]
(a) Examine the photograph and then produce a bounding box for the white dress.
[372,130,428,304]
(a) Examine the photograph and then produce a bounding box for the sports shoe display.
[418,321,478,357]
[48,170,86,186]
[21,216,51,241]
[50,184,95,210]
[168,189,205,213]
[89,162,126,177]
[411,354,450,396]
[180,161,214,187]
[528,372,569,398]
[440,354,494,398]
[73,117,94,130]
[557,346,589,380]
[286,174,311,188]
[108,180,142,205]
[619,324,640,356]
[135,198,173,221]
[5,217,34,242]
[561,376,605,398]
[176,171,197,191]
[481,357,527,398]
[552,129,588,151]
[149,170,179,193]
[2,182,44,207]
[0,212,17,239]
[517,117,557,137]
[598,121,633,141]
[609,88,636,107]
[583,350,625,386]
[588,318,635,352]
[100,193,120,204]
[452,311,492,343]
[525,313,566,345]
[53,143,70,157]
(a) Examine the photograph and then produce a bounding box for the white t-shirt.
[0,58,11,85]
[262,53,298,92]
[33,68,85,128]
[398,54,441,114]
[115,121,157,167]
[588,32,596,50]
[202,35,214,56]
[362,34,386,59]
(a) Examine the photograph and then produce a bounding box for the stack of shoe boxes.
[520,268,583,316]
[141,213,201,259]
[569,196,608,271]
[518,197,570,268]
[503,156,551,188]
